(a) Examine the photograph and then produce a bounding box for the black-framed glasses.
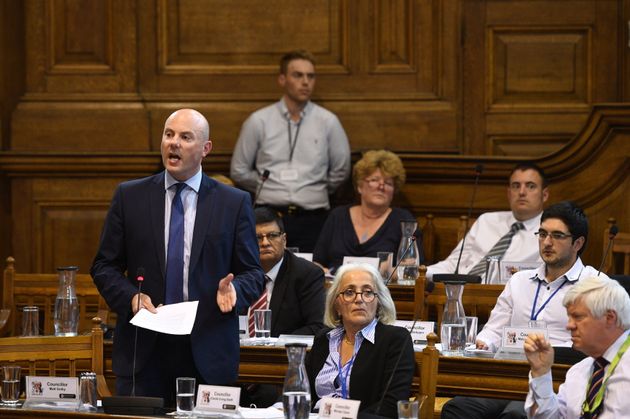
[338,289,377,303]
[535,230,573,241]
[256,231,284,242]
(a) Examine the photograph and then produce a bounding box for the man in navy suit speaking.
[91,109,264,403]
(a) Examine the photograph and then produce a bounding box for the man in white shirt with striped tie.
[427,162,549,280]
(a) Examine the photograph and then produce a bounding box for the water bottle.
[282,343,311,419]
[54,266,80,336]
[396,220,420,284]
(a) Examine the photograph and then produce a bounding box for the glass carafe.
[282,343,311,419]
[396,220,420,285]
[440,282,467,355]
[54,266,80,336]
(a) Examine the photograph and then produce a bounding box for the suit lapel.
[269,252,290,331]
[189,175,215,280]
[150,173,167,279]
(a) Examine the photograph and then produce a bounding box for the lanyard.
[287,119,302,162]
[581,334,630,416]
[530,277,569,321]
[337,340,358,399]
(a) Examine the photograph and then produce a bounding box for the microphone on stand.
[433,164,484,284]
[102,268,165,415]
[598,225,619,275]
[253,170,270,206]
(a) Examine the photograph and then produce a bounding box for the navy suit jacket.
[268,251,325,337]
[91,171,264,385]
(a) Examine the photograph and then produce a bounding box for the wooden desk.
[103,342,570,401]
[0,408,150,419]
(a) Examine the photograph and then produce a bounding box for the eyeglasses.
[535,230,573,241]
[256,231,284,242]
[338,289,377,303]
[364,177,395,190]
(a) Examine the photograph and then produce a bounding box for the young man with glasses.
[441,201,609,419]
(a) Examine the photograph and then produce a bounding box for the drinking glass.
[21,306,40,337]
[254,309,272,344]
[176,377,196,416]
[377,252,394,280]
[465,316,478,347]
[1,365,21,405]
[440,317,466,356]
[397,399,419,419]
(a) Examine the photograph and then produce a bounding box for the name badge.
[26,376,78,400]
[280,169,298,181]
[343,256,379,269]
[318,396,361,419]
[395,320,435,344]
[195,385,240,412]
[501,326,549,350]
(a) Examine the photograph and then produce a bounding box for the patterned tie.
[468,221,525,277]
[248,276,270,337]
[165,183,186,304]
[581,357,609,419]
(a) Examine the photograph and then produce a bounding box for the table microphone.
[598,224,619,275]
[433,164,483,284]
[102,267,165,415]
[253,169,270,205]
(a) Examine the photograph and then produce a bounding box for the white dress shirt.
[427,211,542,279]
[525,330,630,419]
[476,258,605,352]
[230,99,351,209]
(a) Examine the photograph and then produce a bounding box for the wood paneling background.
[0,0,629,274]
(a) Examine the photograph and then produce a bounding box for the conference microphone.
[102,268,164,415]
[598,224,619,275]
[253,169,270,206]
[131,267,144,397]
[433,164,484,284]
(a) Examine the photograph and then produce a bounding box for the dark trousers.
[115,334,204,408]
[441,397,526,419]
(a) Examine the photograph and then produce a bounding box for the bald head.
[165,108,210,141]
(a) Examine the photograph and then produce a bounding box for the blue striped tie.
[165,183,185,304]
[581,357,608,419]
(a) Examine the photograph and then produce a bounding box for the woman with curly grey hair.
[305,263,414,418]
[313,149,423,274]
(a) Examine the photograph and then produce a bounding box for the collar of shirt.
[327,317,379,348]
[529,257,585,285]
[265,256,284,284]
[520,212,543,231]
[278,98,312,121]
[602,330,630,364]
[164,168,202,193]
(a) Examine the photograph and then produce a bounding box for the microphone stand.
[598,225,619,275]
[433,164,483,284]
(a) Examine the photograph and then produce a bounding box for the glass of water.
[254,309,272,345]
[176,377,196,416]
[465,316,478,348]
[440,318,467,356]
[1,365,21,405]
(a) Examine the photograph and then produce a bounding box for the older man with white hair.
[524,276,630,418]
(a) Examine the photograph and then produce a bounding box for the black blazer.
[269,251,326,337]
[306,322,415,418]
[91,172,264,385]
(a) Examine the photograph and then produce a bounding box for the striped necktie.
[248,276,270,337]
[165,183,186,304]
[581,357,609,419]
[468,221,525,277]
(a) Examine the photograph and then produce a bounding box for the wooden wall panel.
[463,0,622,155]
